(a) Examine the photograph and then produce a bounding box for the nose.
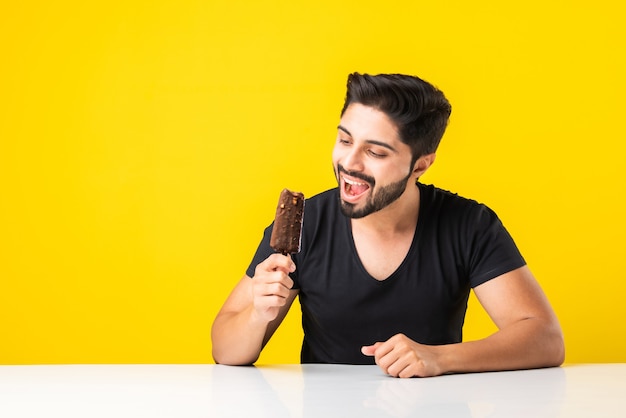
[338,146,364,173]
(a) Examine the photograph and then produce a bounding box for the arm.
[362,266,565,377]
[211,254,299,365]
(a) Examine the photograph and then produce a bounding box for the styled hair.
[340,73,452,161]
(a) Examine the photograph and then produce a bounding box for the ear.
[412,153,436,178]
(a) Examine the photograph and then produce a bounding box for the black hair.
[341,73,452,163]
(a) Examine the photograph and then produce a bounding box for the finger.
[398,364,416,379]
[372,341,394,360]
[254,278,291,300]
[264,281,292,298]
[254,267,294,291]
[269,271,294,290]
[269,253,296,273]
[386,358,413,378]
[254,254,295,277]
[372,343,400,374]
[361,343,381,356]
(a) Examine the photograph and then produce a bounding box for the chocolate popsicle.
[270,189,305,255]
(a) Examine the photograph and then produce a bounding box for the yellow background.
[1,0,624,364]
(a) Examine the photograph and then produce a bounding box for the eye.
[368,149,387,158]
[337,137,351,145]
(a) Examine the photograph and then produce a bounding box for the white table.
[1,363,624,417]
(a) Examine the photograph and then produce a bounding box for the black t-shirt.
[247,183,526,364]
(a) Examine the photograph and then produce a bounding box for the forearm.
[440,317,565,374]
[211,265,298,365]
[211,306,269,365]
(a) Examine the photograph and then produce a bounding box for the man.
[211,73,565,378]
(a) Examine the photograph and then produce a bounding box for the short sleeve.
[245,225,274,278]
[466,205,526,288]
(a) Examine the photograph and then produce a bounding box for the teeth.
[343,176,367,186]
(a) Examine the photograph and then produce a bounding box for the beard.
[335,164,413,219]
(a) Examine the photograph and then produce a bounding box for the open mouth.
[342,176,370,200]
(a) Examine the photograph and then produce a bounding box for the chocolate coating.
[270,189,305,255]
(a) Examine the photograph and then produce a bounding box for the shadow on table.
[210,365,295,417]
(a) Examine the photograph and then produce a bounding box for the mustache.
[336,164,375,185]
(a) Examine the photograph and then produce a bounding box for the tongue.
[348,183,369,196]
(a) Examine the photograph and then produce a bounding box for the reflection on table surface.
[1,363,624,417]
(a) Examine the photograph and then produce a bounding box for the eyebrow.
[337,125,399,153]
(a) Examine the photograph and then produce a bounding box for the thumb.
[361,342,382,356]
